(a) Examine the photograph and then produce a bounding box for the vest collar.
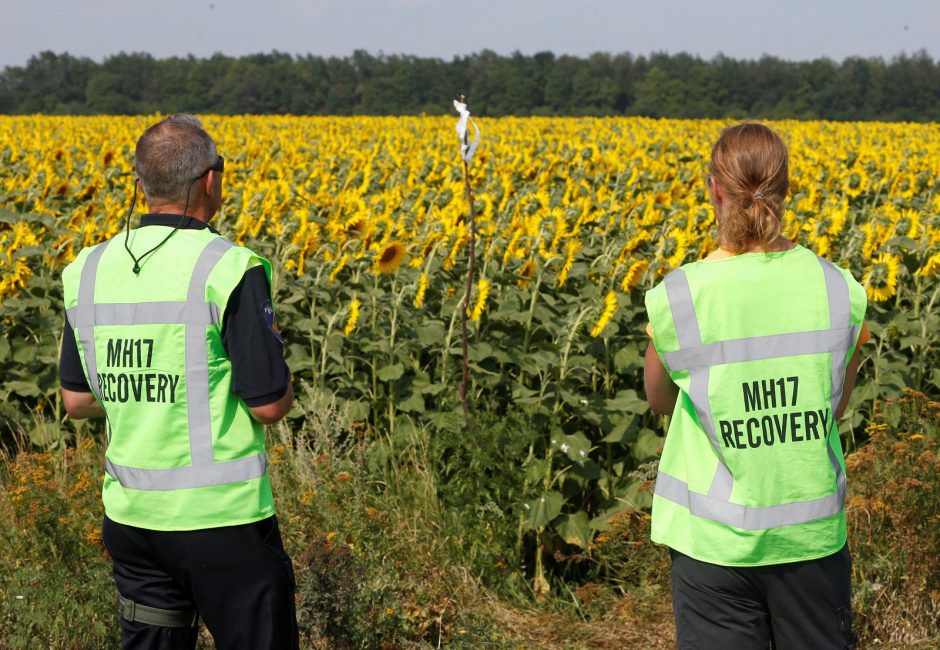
[139,213,220,235]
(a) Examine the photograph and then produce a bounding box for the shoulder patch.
[260,298,283,343]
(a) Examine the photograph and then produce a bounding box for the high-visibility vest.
[62,225,276,531]
[644,245,866,566]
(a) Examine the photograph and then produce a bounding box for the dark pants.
[670,545,856,650]
[102,515,299,650]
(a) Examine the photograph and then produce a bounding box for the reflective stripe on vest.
[66,237,267,491]
[653,255,857,530]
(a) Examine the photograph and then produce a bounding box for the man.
[59,114,298,649]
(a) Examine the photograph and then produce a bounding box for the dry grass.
[485,593,675,649]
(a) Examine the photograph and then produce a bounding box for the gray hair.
[135,114,218,203]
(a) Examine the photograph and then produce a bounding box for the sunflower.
[373,242,406,274]
[862,253,900,302]
[556,240,581,287]
[329,253,350,283]
[413,272,429,308]
[915,252,940,278]
[0,259,32,298]
[469,278,491,321]
[344,297,361,336]
[620,259,649,291]
[894,208,922,239]
[342,217,366,239]
[861,222,890,260]
[660,228,690,269]
[517,259,537,288]
[590,290,618,337]
[814,235,832,257]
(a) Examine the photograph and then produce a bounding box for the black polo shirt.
[59,214,290,408]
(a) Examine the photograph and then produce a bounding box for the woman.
[643,123,866,649]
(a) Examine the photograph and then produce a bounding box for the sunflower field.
[0,114,939,565]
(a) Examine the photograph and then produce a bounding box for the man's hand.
[249,384,294,425]
[61,388,106,419]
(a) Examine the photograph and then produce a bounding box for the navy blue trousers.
[670,544,856,649]
[102,515,299,650]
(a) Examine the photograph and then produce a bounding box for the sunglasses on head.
[193,155,224,181]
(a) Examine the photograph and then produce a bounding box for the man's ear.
[202,170,217,196]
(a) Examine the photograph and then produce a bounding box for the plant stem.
[388,277,399,437]
[458,158,477,428]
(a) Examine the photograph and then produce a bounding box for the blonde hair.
[709,123,789,253]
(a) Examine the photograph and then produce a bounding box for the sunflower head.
[620,259,650,291]
[374,242,406,274]
[517,259,537,288]
[590,290,618,337]
[915,252,940,278]
[863,253,900,302]
[344,297,361,336]
[343,217,366,238]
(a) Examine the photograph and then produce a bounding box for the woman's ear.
[709,175,724,219]
[709,175,723,203]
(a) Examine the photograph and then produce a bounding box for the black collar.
[138,214,220,235]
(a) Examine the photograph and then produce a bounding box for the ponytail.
[710,124,789,254]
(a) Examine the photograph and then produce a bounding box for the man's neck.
[147,202,212,223]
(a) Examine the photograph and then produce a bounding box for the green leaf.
[569,459,601,481]
[621,477,655,510]
[396,391,425,413]
[468,342,495,362]
[524,491,564,530]
[13,346,37,364]
[410,371,446,396]
[345,400,371,422]
[558,432,592,464]
[0,210,56,227]
[6,381,41,398]
[525,458,547,484]
[554,511,592,548]
[930,368,940,392]
[588,506,629,532]
[613,344,643,373]
[30,422,63,447]
[630,428,664,461]
[601,414,635,444]
[512,384,537,399]
[376,363,404,382]
[607,389,647,414]
[416,320,446,346]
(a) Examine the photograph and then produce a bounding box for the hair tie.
[752,191,765,201]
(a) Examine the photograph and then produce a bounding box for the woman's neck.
[726,236,796,254]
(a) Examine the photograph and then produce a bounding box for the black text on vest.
[717,375,833,449]
[97,338,182,404]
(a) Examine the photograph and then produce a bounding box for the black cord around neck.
[123,178,196,275]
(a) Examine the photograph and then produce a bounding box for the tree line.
[1,49,939,120]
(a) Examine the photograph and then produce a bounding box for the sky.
[2,0,938,70]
